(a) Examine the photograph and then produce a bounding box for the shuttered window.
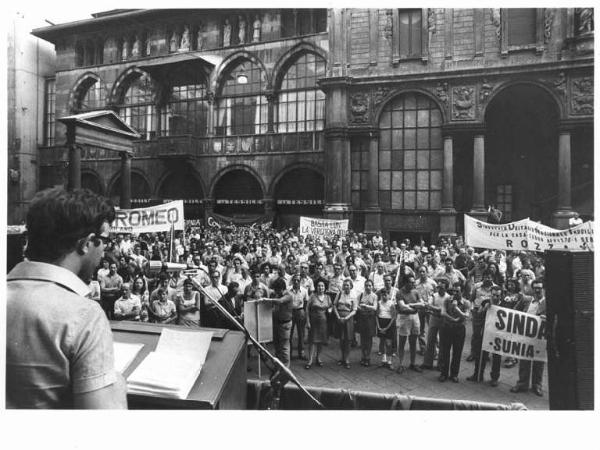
[507,9,536,46]
[399,9,422,59]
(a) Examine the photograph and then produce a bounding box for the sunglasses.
[95,234,111,246]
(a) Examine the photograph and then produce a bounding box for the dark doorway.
[213,169,264,217]
[158,170,205,220]
[273,168,324,228]
[485,84,559,223]
[109,172,151,208]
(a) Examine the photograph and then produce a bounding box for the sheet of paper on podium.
[127,328,213,399]
[113,342,144,374]
[244,300,273,343]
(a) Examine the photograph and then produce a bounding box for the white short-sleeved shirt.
[7,261,117,408]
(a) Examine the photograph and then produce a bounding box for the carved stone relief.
[479,79,494,106]
[452,86,475,120]
[490,9,501,41]
[541,72,566,100]
[373,86,391,109]
[571,77,593,115]
[435,82,449,107]
[350,92,370,123]
[544,9,554,43]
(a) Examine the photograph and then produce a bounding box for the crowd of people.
[92,222,548,397]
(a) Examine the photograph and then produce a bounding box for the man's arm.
[73,372,128,409]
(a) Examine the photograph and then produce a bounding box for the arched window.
[378,93,442,211]
[216,59,267,136]
[118,72,157,140]
[76,78,105,111]
[161,81,209,137]
[277,52,325,133]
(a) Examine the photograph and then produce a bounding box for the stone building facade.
[31,8,593,241]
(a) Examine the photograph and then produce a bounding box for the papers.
[113,342,144,374]
[127,328,213,400]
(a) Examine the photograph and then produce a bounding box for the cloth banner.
[206,213,273,229]
[299,216,349,240]
[464,215,594,252]
[110,200,185,233]
[482,305,547,362]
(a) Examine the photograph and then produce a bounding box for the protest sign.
[464,215,531,251]
[482,305,547,362]
[526,219,594,252]
[464,215,594,252]
[110,200,185,233]
[299,216,349,240]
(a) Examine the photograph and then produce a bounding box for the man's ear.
[77,233,95,255]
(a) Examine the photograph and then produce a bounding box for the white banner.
[464,215,594,252]
[299,216,349,239]
[110,200,185,233]
[482,305,547,362]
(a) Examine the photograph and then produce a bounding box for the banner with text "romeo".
[464,215,594,252]
[482,305,547,362]
[299,216,349,240]
[111,200,185,234]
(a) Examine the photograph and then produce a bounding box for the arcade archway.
[81,171,103,196]
[213,169,264,217]
[272,167,324,228]
[484,84,559,223]
[109,172,151,208]
[157,171,205,220]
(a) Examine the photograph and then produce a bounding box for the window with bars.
[77,78,105,110]
[118,73,157,139]
[399,9,423,59]
[216,59,268,135]
[277,53,325,133]
[496,185,512,221]
[161,83,209,137]
[378,93,443,211]
[507,8,537,46]
[43,78,56,146]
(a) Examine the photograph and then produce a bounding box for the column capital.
[558,118,593,133]
[442,122,486,136]
[324,126,349,140]
[347,127,379,138]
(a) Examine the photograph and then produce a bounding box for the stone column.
[364,130,381,233]
[265,91,275,133]
[552,128,576,229]
[263,198,275,217]
[67,144,81,191]
[439,133,457,236]
[469,133,488,220]
[323,127,351,220]
[120,152,132,209]
[206,91,215,136]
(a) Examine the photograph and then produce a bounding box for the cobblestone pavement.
[248,323,549,410]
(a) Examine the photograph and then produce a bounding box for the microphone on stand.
[190,269,324,410]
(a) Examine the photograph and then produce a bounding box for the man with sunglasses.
[7,187,127,409]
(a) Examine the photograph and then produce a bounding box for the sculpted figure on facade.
[223,19,232,47]
[180,26,191,51]
[146,36,152,56]
[490,9,501,41]
[253,16,262,42]
[169,31,179,52]
[576,8,594,34]
[131,35,141,58]
[121,38,129,60]
[350,92,369,123]
[196,24,205,51]
[238,16,247,44]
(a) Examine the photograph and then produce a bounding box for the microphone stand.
[190,277,324,409]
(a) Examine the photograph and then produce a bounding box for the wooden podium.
[111,322,247,409]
